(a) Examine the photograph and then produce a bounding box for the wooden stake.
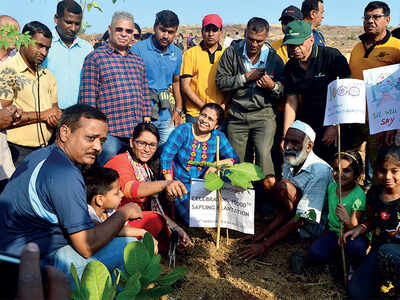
[216,136,222,249]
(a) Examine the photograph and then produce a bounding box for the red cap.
[202,14,223,29]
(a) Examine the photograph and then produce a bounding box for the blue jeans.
[50,237,137,288]
[308,230,368,268]
[152,119,175,147]
[97,135,129,166]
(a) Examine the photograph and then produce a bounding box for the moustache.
[284,149,298,157]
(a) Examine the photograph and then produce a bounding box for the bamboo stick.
[216,136,222,248]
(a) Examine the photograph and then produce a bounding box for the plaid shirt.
[79,43,152,138]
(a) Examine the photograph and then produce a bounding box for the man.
[271,6,304,64]
[0,21,62,168]
[239,121,332,260]
[181,14,227,124]
[348,1,400,166]
[131,10,183,146]
[0,104,142,279]
[282,20,350,162]
[0,15,21,190]
[43,0,92,109]
[301,0,325,46]
[79,11,152,166]
[216,17,284,190]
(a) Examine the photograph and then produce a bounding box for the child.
[84,167,158,252]
[345,146,400,298]
[298,151,368,272]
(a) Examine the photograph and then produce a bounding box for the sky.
[4,0,400,34]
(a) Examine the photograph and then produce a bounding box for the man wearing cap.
[181,14,227,124]
[282,20,350,162]
[216,17,284,191]
[272,6,303,64]
[301,0,325,46]
[239,120,332,260]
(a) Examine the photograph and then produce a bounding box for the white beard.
[284,146,308,167]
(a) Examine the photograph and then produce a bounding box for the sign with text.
[364,64,400,134]
[323,78,366,126]
[189,178,254,234]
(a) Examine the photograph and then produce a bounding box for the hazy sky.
[5,0,400,34]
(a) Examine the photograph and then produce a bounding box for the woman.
[105,123,190,249]
[161,103,239,223]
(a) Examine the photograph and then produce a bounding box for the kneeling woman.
[160,103,239,223]
[105,123,190,249]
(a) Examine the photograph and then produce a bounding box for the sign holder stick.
[216,136,222,248]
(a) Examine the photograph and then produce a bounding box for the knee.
[275,179,299,211]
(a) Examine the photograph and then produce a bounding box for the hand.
[245,68,264,82]
[341,225,363,244]
[256,74,275,89]
[336,204,350,224]
[280,139,285,152]
[119,202,143,221]
[238,242,265,261]
[165,180,187,199]
[0,105,18,130]
[18,243,71,300]
[204,167,217,176]
[176,226,191,247]
[143,117,151,123]
[44,106,62,127]
[170,110,182,128]
[322,125,337,146]
[239,231,265,244]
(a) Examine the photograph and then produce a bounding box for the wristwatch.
[175,108,184,116]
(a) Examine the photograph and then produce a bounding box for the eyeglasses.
[203,26,220,33]
[362,14,386,21]
[133,34,141,40]
[134,140,157,150]
[115,27,134,34]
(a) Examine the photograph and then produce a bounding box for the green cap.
[282,20,312,45]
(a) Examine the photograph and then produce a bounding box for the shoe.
[290,252,306,274]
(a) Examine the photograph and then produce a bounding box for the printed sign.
[364,64,400,134]
[323,78,366,126]
[189,178,254,234]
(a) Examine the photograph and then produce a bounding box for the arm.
[141,63,152,120]
[283,95,298,139]
[215,47,247,92]
[181,76,205,109]
[78,55,99,107]
[160,125,186,179]
[343,204,374,243]
[171,75,183,126]
[0,105,21,130]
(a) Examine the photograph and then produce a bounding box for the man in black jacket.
[216,17,284,190]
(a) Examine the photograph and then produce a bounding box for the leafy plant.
[188,161,264,191]
[71,233,187,300]
[295,209,317,223]
[0,23,33,51]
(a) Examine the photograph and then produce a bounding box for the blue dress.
[160,123,239,223]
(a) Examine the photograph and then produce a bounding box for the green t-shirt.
[328,182,366,235]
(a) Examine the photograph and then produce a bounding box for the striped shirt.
[79,43,152,138]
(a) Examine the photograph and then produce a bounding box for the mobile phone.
[0,252,20,299]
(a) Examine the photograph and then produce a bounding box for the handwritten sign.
[189,178,254,234]
[323,78,366,126]
[364,64,400,134]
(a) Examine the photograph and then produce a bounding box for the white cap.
[288,120,316,142]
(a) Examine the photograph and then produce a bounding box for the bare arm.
[180,76,205,109]
[171,75,183,127]
[283,95,298,139]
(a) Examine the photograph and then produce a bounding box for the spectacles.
[203,26,220,33]
[134,140,157,150]
[115,27,134,34]
[362,14,385,21]
[133,34,141,40]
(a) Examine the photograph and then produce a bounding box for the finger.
[179,182,188,194]
[17,243,44,300]
[45,266,71,300]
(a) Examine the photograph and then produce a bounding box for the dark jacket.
[216,39,284,113]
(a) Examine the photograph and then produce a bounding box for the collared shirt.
[283,150,333,223]
[242,42,270,72]
[180,41,225,117]
[313,29,326,46]
[0,52,58,147]
[78,43,152,138]
[131,36,182,121]
[285,45,351,130]
[43,29,92,109]
[349,30,400,80]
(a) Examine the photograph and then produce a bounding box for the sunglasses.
[203,26,220,33]
[133,34,141,40]
[362,14,385,21]
[115,27,134,34]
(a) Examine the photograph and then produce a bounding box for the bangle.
[175,108,183,115]
[27,112,31,122]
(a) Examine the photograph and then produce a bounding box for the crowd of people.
[0,0,400,298]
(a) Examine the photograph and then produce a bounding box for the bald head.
[0,15,20,31]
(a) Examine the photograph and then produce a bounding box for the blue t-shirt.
[131,36,182,121]
[0,144,94,258]
[313,29,326,46]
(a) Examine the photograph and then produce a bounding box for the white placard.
[364,64,400,134]
[189,178,254,234]
[323,78,366,126]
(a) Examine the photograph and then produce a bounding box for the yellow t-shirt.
[180,43,225,117]
[0,52,58,147]
[271,39,289,64]
[349,35,400,80]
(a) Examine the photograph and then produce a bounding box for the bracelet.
[27,112,31,122]
[175,108,183,115]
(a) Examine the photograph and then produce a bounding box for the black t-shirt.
[284,45,351,131]
[367,186,400,248]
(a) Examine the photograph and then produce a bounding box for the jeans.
[50,237,137,288]
[97,135,130,166]
[308,230,368,268]
[152,119,175,147]
[8,142,39,168]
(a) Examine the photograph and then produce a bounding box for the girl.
[345,146,400,298]
[307,150,368,269]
